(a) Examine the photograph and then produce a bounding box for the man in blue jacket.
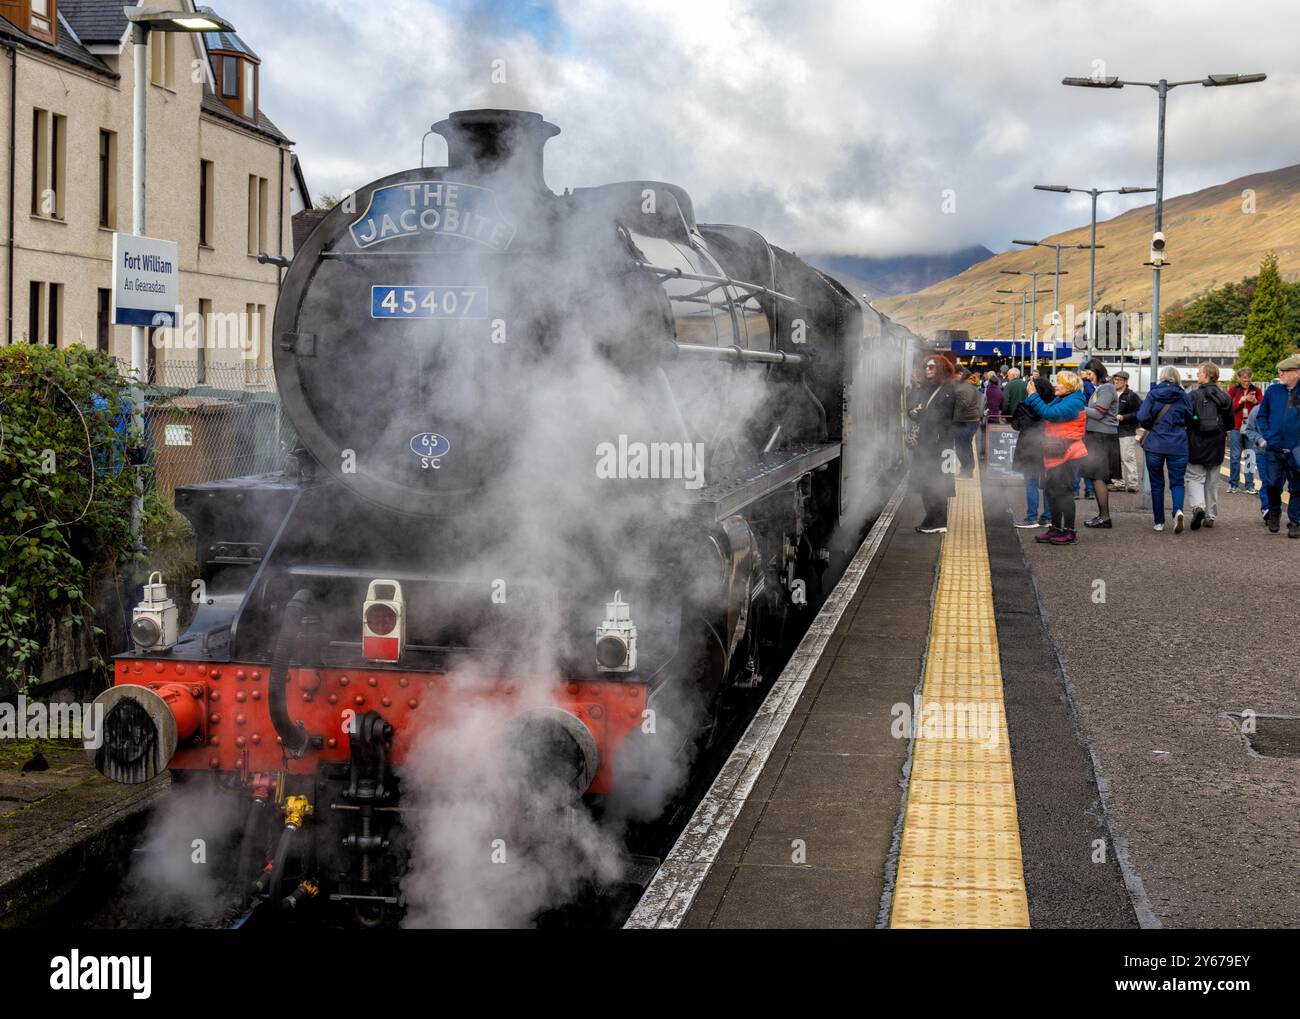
[1255,353,1300,536]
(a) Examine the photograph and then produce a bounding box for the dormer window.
[207,34,260,123]
[27,0,57,43]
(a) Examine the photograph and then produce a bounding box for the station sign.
[112,232,179,327]
[946,338,1073,359]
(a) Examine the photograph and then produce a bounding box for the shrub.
[0,344,139,690]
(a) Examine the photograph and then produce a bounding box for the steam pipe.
[268,589,314,758]
[671,342,803,367]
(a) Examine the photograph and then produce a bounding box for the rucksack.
[1192,389,1225,435]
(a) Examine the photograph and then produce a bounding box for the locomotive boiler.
[92,109,917,924]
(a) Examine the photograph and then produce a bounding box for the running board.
[677,442,841,521]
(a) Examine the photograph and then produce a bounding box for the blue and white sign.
[111,233,179,327]
[409,432,451,459]
[350,181,515,250]
[372,285,488,319]
[948,338,1073,359]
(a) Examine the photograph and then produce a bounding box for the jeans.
[1071,465,1094,498]
[1024,475,1052,519]
[1145,450,1188,524]
[1186,462,1221,520]
[1263,449,1300,523]
[953,422,979,477]
[1229,430,1255,488]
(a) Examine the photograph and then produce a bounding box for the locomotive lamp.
[362,579,405,663]
[596,591,637,672]
[131,571,178,653]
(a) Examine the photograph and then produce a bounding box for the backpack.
[1192,389,1225,435]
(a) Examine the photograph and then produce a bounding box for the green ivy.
[0,345,139,691]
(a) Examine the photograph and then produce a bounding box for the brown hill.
[877,164,1300,340]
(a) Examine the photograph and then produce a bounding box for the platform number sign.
[962,341,977,352]
[371,285,488,320]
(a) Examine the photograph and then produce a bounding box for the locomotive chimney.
[432,109,560,191]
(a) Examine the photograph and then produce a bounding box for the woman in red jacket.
[1023,371,1089,545]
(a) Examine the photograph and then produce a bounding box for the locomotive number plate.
[371,285,488,319]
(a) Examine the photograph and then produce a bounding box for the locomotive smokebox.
[432,108,560,191]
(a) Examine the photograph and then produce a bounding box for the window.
[220,55,238,99]
[47,283,63,348]
[98,130,117,229]
[245,303,269,383]
[30,109,65,219]
[247,174,269,256]
[243,60,256,119]
[96,288,112,353]
[150,30,174,88]
[147,327,160,384]
[197,299,211,385]
[28,0,55,42]
[30,109,46,215]
[213,51,259,120]
[50,114,65,218]
[199,160,215,246]
[28,282,43,344]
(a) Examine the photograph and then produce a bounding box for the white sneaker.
[1153,522,1165,532]
[1173,510,1185,534]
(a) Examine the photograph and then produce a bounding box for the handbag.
[1136,404,1172,448]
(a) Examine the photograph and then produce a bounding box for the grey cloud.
[223,0,1300,256]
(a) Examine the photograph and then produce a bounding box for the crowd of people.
[903,352,1300,542]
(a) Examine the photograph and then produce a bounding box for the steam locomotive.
[93,109,919,925]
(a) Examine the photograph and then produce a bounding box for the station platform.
[624,470,1154,930]
[0,739,169,927]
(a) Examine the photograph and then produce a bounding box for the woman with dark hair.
[1010,376,1056,527]
[1079,357,1121,528]
[907,355,957,534]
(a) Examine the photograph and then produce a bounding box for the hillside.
[877,164,1300,340]
[808,246,994,300]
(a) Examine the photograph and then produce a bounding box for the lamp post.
[1012,239,1099,357]
[996,286,1051,373]
[1032,185,1155,360]
[1064,71,1265,509]
[1061,72,1266,381]
[123,6,235,551]
[999,269,1062,376]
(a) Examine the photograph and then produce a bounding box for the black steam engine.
[93,109,918,924]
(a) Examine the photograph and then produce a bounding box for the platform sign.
[948,338,1073,360]
[985,423,1020,478]
[112,232,179,327]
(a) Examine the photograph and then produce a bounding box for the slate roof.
[200,85,291,145]
[202,29,257,59]
[58,0,129,45]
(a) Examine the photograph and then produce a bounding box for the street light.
[996,286,1052,372]
[1062,71,1266,379]
[1012,239,1098,350]
[1000,269,1064,374]
[1031,185,1154,360]
[123,7,237,551]
[1064,70,1264,509]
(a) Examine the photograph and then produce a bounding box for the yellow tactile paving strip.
[889,473,1030,929]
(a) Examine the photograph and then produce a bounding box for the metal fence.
[120,359,298,499]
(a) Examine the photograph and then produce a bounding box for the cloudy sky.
[220,0,1300,258]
